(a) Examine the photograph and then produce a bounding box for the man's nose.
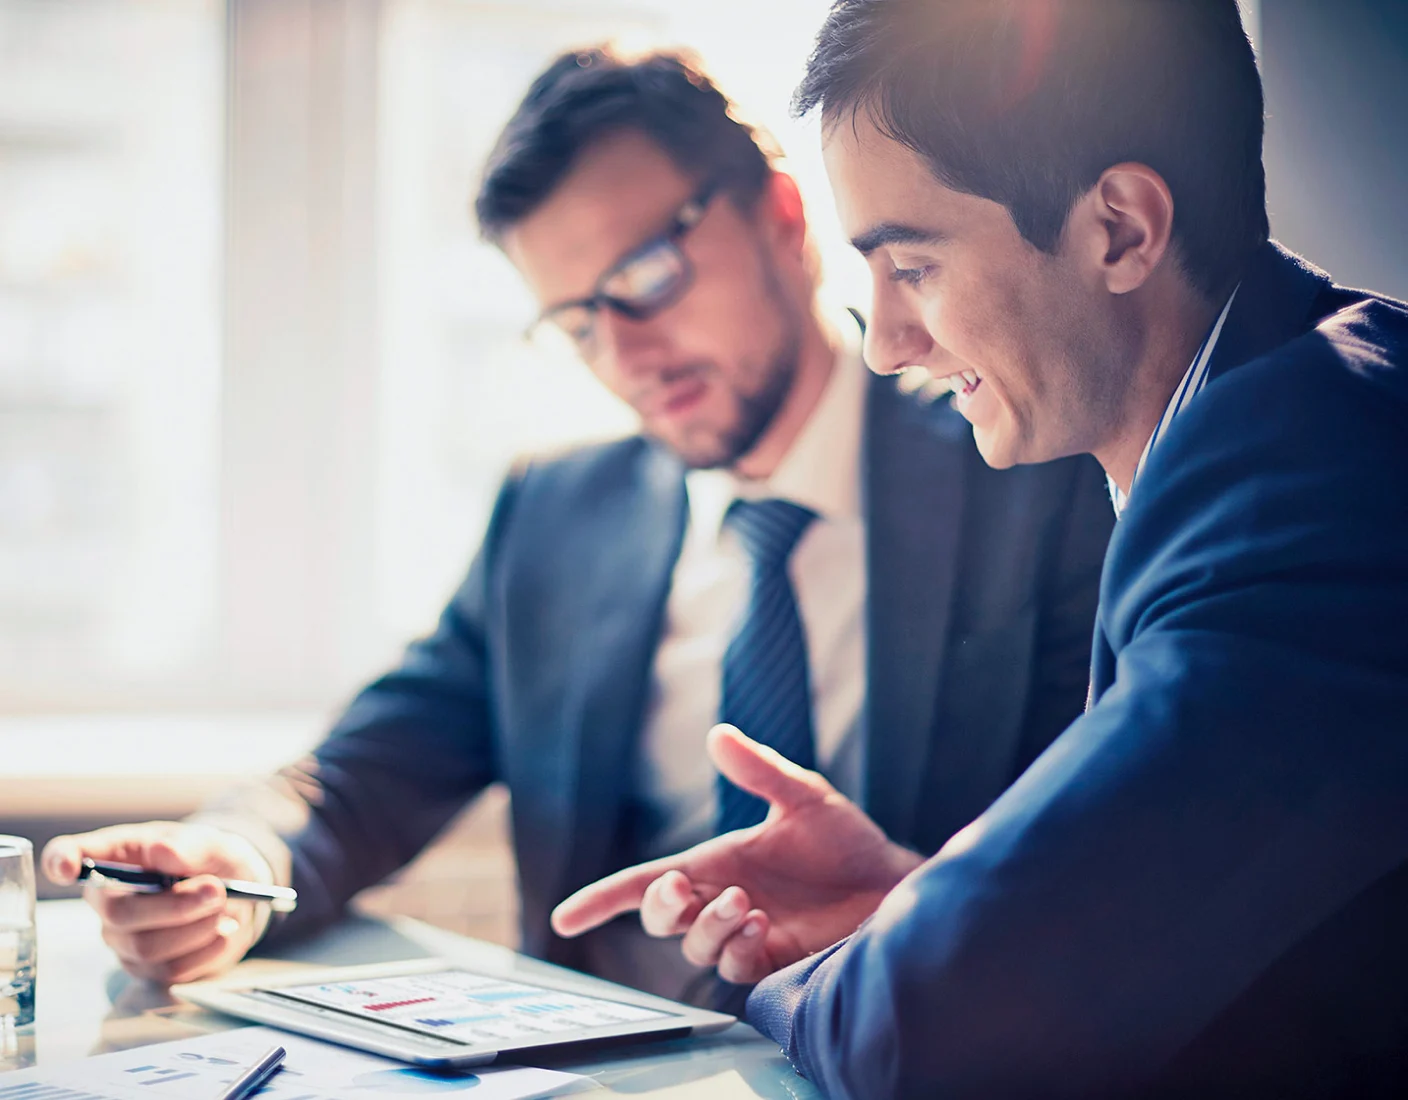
[592,307,674,378]
[863,283,936,375]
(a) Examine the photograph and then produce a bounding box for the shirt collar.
[1109,286,1240,517]
[685,311,866,543]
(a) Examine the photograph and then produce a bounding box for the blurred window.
[0,0,223,709]
[0,0,854,717]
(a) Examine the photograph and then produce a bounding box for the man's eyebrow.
[850,223,948,256]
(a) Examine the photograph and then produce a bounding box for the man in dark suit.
[42,48,1110,1002]
[552,2,1408,1093]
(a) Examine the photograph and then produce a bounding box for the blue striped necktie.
[715,498,818,834]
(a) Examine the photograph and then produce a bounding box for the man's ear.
[1069,162,1175,296]
[759,169,808,255]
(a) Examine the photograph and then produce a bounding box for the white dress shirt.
[634,316,869,859]
[1109,288,1239,517]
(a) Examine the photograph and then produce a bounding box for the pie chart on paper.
[352,1066,483,1091]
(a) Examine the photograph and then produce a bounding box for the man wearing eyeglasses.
[43,47,1111,1005]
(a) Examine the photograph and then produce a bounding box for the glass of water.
[0,836,36,1029]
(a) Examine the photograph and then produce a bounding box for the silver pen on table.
[215,1043,286,1100]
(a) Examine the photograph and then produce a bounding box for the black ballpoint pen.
[216,1044,286,1100]
[77,857,299,913]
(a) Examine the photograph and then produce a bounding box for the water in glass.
[0,838,36,1028]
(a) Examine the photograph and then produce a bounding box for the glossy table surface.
[1,900,820,1098]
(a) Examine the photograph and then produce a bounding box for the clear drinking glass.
[0,837,36,1028]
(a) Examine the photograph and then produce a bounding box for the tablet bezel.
[175,957,735,1068]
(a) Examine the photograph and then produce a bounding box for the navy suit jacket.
[221,369,1112,980]
[747,243,1408,1098]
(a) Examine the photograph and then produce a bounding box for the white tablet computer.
[175,958,734,1068]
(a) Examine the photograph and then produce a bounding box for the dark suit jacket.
[216,369,1112,979]
[747,243,1408,1098]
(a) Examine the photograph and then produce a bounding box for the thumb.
[42,823,218,886]
[707,724,831,814]
[41,835,89,884]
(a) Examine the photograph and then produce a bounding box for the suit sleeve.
[747,338,1408,1097]
[193,470,524,946]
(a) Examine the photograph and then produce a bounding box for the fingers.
[640,871,705,937]
[115,909,255,985]
[707,724,833,816]
[41,834,90,884]
[87,874,227,933]
[43,823,269,987]
[103,907,225,968]
[551,856,682,938]
[98,874,257,985]
[42,821,238,886]
[679,886,752,966]
[673,887,772,983]
[623,873,776,983]
[718,910,772,985]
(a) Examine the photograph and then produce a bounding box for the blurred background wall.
[1261,0,1408,298]
[1,0,1404,934]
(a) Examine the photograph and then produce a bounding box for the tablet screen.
[260,969,675,1047]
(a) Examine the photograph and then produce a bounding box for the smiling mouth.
[939,369,982,397]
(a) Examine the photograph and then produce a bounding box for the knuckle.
[126,931,164,964]
[680,938,711,967]
[100,924,129,955]
[148,839,183,867]
[705,889,744,926]
[85,887,115,919]
[105,896,138,925]
[719,940,759,985]
[139,962,176,985]
[681,923,724,967]
[119,958,151,981]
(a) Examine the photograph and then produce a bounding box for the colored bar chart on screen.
[269,969,669,1046]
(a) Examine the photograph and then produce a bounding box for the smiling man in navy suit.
[553,2,1408,1095]
[42,47,1111,1006]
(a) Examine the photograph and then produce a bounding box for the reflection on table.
[1,900,818,1099]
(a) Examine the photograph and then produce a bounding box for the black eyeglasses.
[526,180,720,355]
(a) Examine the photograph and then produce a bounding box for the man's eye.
[889,264,934,287]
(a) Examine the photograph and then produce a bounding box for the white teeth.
[940,370,980,395]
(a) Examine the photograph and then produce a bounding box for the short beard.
[667,259,806,471]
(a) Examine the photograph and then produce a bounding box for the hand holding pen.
[41,821,296,986]
[76,858,298,912]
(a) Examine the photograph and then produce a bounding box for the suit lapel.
[555,443,687,895]
[1090,617,1116,702]
[1092,241,1331,703]
[863,375,970,844]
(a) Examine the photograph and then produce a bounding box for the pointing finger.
[551,855,683,938]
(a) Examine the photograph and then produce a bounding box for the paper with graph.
[0,1024,592,1100]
